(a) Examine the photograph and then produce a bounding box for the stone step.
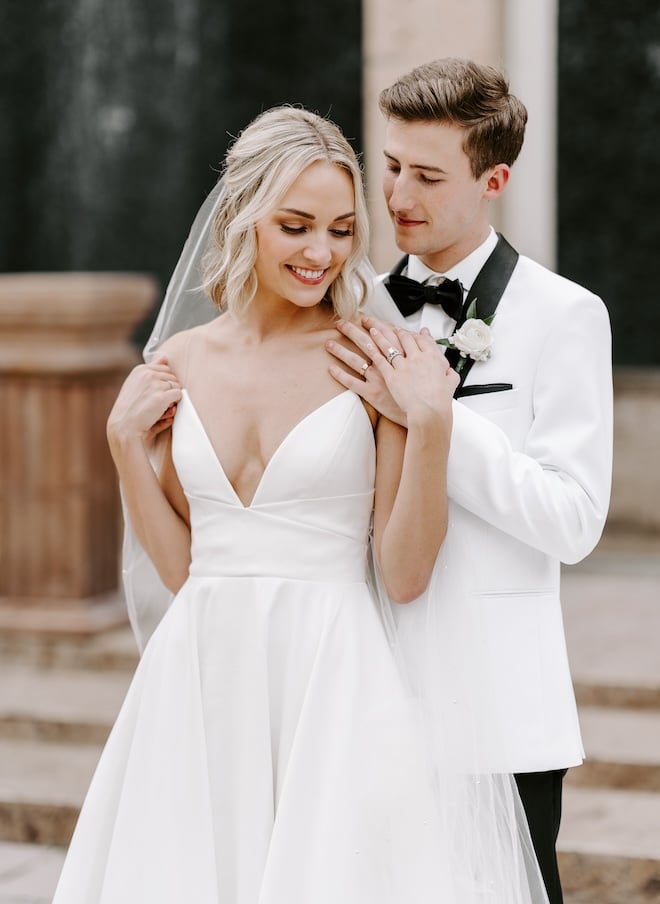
[562,568,660,714]
[559,785,660,903]
[0,738,101,846]
[574,680,660,711]
[569,705,660,791]
[0,623,139,673]
[0,664,131,744]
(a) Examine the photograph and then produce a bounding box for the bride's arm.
[107,353,191,593]
[371,328,458,603]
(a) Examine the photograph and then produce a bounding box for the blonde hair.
[379,58,527,179]
[202,106,370,318]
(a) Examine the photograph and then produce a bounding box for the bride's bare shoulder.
[155,317,228,378]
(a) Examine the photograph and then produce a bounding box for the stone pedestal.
[0,273,157,636]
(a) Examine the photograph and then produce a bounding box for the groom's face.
[382,118,493,272]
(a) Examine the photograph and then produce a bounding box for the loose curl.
[202,106,370,319]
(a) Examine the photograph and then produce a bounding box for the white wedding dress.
[52,388,543,904]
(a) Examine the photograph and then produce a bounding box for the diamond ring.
[386,347,402,365]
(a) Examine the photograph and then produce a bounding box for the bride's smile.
[253,159,355,310]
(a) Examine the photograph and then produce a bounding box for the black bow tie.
[384,272,465,319]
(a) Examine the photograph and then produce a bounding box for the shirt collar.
[405,227,498,292]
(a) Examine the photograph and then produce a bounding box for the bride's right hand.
[107,356,183,447]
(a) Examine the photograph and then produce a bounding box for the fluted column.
[0,273,156,634]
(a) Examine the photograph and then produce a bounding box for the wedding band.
[386,347,402,365]
[360,361,371,376]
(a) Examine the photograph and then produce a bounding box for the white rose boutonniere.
[437,300,494,373]
[452,318,493,362]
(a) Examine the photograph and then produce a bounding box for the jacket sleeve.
[446,293,613,564]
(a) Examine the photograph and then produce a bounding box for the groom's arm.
[447,291,613,564]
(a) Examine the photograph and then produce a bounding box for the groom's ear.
[483,164,510,199]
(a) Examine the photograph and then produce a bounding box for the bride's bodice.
[172,391,376,583]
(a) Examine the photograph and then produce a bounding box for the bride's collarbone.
[184,327,344,454]
[186,339,339,413]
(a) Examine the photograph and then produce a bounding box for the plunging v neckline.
[181,389,356,509]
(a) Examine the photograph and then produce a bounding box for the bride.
[52,105,547,903]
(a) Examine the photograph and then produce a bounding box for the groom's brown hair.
[379,58,528,179]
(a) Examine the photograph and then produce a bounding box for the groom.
[329,58,613,904]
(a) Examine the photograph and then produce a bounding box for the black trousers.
[514,768,568,904]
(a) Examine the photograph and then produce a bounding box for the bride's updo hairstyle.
[202,106,370,319]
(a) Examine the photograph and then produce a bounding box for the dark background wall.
[558,0,660,365]
[0,0,363,342]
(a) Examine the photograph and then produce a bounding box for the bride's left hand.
[328,320,458,425]
[367,326,459,423]
[327,317,408,425]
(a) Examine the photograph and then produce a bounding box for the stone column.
[502,0,558,269]
[0,273,157,635]
[362,0,505,272]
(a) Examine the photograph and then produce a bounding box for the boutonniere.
[437,300,494,373]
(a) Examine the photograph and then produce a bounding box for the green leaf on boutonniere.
[464,299,495,326]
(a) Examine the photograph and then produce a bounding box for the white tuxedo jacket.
[373,249,613,773]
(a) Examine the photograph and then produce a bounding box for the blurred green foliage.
[0,0,362,345]
[558,0,660,364]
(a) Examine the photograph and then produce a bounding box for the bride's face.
[254,161,355,309]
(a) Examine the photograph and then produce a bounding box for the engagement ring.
[386,347,402,365]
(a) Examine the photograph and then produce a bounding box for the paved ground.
[1,530,658,903]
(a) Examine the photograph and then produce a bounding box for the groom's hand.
[326,318,407,427]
